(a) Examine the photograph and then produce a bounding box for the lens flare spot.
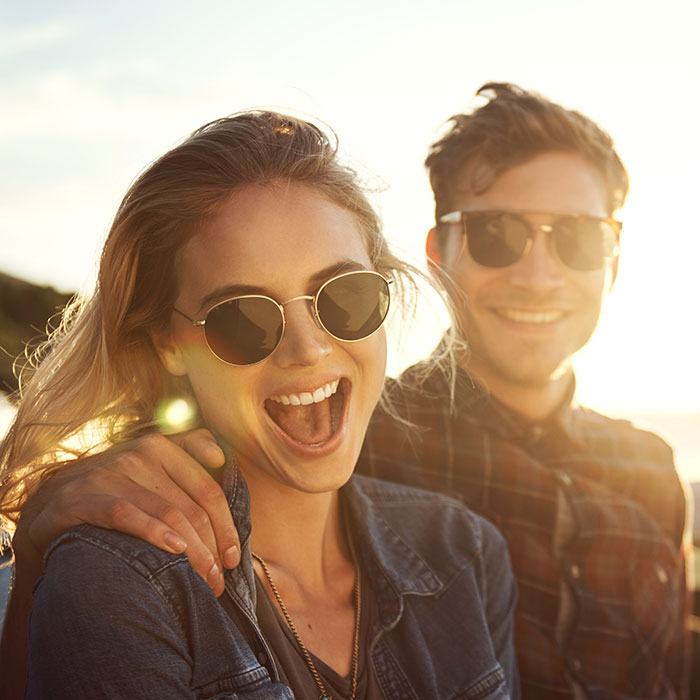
[157,398,196,432]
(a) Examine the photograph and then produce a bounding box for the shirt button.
[571,658,582,672]
[257,651,268,665]
[570,563,581,579]
[655,564,669,584]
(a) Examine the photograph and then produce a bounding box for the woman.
[0,111,517,699]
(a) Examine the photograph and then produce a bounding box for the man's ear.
[426,228,443,271]
[609,254,619,291]
[151,329,188,377]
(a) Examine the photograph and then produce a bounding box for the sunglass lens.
[317,273,390,341]
[205,297,283,365]
[555,218,618,271]
[466,213,530,267]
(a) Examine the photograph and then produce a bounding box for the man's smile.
[490,308,569,324]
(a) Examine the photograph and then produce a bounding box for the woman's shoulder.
[35,524,215,647]
[42,523,195,590]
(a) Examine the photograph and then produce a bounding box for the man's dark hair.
[426,82,629,220]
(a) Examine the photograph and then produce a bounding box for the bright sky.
[1,1,699,471]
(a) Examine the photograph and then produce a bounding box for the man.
[359,83,688,699]
[1,84,688,699]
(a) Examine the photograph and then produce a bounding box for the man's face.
[436,151,616,392]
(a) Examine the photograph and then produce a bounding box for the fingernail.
[207,442,225,466]
[223,545,239,569]
[164,531,187,554]
[207,561,221,586]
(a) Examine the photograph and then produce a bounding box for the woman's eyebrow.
[307,259,368,286]
[198,259,369,311]
[197,284,265,311]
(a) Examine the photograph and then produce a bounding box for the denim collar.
[341,477,444,597]
[218,461,446,618]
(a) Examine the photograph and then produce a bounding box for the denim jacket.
[27,467,519,699]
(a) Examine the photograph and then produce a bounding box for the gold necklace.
[252,551,361,700]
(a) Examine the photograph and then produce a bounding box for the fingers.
[31,487,227,597]
[18,431,240,596]
[166,430,240,568]
[170,429,226,470]
[28,460,229,597]
[107,434,238,580]
[129,434,241,570]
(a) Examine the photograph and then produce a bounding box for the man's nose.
[508,229,566,292]
[272,298,333,367]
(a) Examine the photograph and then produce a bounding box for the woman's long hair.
[0,111,458,530]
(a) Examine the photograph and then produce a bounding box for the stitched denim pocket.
[451,665,509,699]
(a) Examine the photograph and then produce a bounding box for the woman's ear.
[151,329,188,377]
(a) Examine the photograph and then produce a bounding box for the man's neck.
[465,363,574,422]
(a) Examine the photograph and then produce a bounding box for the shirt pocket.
[204,691,292,700]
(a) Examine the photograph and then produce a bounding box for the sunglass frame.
[173,269,393,366]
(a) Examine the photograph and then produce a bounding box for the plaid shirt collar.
[451,361,586,453]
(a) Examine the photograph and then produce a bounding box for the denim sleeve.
[26,537,202,699]
[480,519,520,700]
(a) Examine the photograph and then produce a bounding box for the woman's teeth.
[265,379,345,446]
[269,380,340,406]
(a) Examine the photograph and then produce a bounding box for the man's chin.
[468,355,573,392]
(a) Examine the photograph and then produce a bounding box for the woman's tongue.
[266,398,334,445]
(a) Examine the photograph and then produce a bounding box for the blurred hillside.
[0,272,73,398]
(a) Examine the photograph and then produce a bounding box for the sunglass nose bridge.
[279,294,326,333]
[280,294,315,307]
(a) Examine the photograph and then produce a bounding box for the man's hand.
[13,429,239,597]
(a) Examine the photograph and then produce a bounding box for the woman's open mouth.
[264,378,347,446]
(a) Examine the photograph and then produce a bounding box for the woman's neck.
[241,467,350,592]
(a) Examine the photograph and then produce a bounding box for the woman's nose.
[273,298,333,367]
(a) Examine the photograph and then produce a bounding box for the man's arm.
[0,429,240,700]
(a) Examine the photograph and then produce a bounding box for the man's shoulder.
[574,404,675,466]
[371,360,479,434]
[386,358,475,400]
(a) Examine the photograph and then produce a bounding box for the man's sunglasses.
[173,270,392,366]
[438,210,622,271]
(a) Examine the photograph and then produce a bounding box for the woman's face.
[159,182,387,494]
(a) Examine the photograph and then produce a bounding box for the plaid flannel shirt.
[358,356,689,700]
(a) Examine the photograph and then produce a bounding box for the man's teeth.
[269,380,340,406]
[496,308,565,324]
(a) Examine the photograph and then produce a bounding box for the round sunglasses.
[173,270,392,366]
[438,210,621,271]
